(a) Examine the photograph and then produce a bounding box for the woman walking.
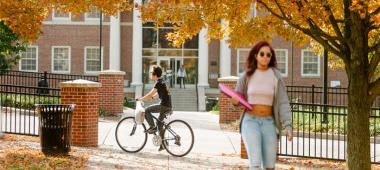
[231,41,293,170]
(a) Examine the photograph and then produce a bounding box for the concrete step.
[143,87,198,112]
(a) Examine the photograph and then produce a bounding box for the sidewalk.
[96,110,250,169]
[94,110,308,169]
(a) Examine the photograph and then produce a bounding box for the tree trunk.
[346,55,372,170]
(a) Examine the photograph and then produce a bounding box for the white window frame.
[237,48,251,75]
[19,46,38,72]
[52,9,71,21]
[301,49,320,77]
[275,49,288,77]
[84,7,104,21]
[251,2,257,18]
[84,46,103,74]
[51,46,71,74]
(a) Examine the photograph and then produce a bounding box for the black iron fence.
[279,103,380,163]
[0,85,60,136]
[286,85,380,108]
[0,70,98,89]
[0,70,98,136]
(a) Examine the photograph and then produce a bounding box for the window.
[249,3,257,18]
[20,46,38,72]
[237,49,250,74]
[275,49,288,77]
[52,10,71,20]
[85,47,102,73]
[85,6,102,20]
[301,50,320,76]
[52,46,70,73]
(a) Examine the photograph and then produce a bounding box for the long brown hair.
[245,41,277,76]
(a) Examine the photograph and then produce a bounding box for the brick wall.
[98,70,125,115]
[217,76,244,123]
[218,76,247,159]
[60,80,101,147]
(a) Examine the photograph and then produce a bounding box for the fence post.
[0,98,3,139]
[311,84,315,105]
[60,79,101,147]
[98,70,126,115]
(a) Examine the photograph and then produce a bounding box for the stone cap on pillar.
[60,79,101,88]
[217,76,239,82]
[99,70,126,75]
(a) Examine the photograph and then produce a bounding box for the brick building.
[15,6,348,111]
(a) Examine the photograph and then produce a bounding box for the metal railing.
[279,103,380,163]
[286,85,380,108]
[0,85,60,136]
[0,70,98,89]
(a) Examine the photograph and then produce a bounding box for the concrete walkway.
[95,110,326,169]
[96,110,250,169]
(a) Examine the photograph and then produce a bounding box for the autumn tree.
[138,0,379,169]
[0,0,132,70]
[0,21,26,73]
[1,0,379,169]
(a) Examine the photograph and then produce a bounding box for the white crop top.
[247,68,276,106]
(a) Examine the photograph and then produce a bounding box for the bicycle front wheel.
[115,116,147,153]
[163,119,194,157]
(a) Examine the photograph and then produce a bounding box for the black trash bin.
[36,104,75,155]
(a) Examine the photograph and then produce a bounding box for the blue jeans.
[241,113,277,170]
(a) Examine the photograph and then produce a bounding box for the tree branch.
[370,6,380,17]
[369,77,380,101]
[369,42,380,80]
[257,0,347,62]
[369,40,380,53]
[320,0,345,41]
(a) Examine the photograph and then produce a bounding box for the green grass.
[291,110,380,137]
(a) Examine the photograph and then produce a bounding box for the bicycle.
[115,108,194,157]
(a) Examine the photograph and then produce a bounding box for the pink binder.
[219,84,252,110]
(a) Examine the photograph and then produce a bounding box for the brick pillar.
[60,80,101,147]
[98,70,126,115]
[217,76,247,159]
[217,76,244,123]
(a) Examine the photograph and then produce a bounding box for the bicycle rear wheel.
[115,116,147,153]
[163,119,194,157]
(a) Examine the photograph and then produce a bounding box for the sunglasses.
[259,51,272,58]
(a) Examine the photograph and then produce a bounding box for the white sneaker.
[0,132,4,139]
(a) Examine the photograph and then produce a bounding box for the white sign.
[330,80,341,87]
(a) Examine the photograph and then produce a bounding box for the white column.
[220,39,231,77]
[198,28,209,87]
[131,0,143,98]
[220,20,231,77]
[109,12,121,70]
[197,28,209,111]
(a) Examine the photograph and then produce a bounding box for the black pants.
[144,104,171,137]
[178,77,185,88]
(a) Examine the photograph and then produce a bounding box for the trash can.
[36,104,75,155]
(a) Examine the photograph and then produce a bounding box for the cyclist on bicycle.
[137,65,172,151]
